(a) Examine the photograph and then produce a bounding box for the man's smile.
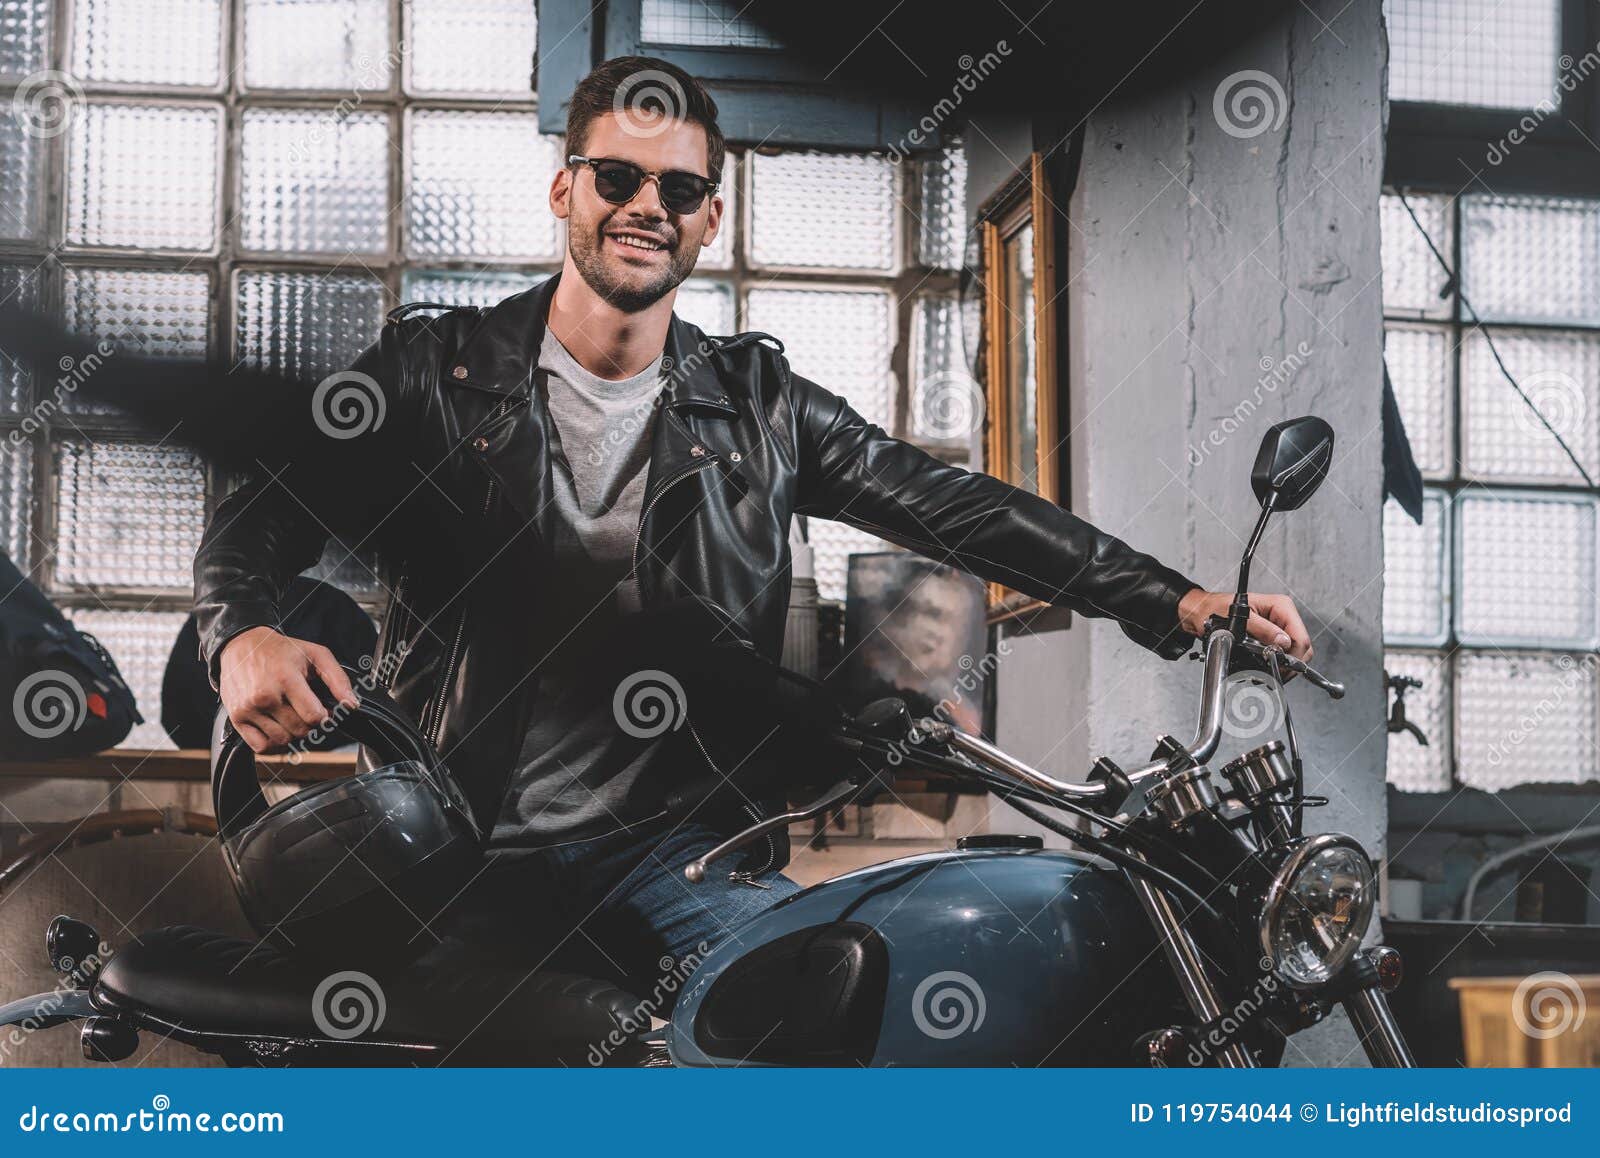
[606,227,672,256]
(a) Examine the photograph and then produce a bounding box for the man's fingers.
[1245,611,1291,651]
[241,710,292,751]
[307,644,358,707]
[1251,594,1313,661]
[283,671,334,733]
[236,721,276,754]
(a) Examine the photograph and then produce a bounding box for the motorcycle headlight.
[1259,835,1375,987]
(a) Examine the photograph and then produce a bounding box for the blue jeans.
[412,817,801,1008]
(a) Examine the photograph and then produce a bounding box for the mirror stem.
[1229,493,1278,641]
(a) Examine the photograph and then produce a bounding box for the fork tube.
[1342,988,1416,1067]
[1126,855,1255,1068]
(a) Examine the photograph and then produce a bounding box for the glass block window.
[0,111,42,241]
[235,270,386,383]
[66,103,222,251]
[746,286,893,428]
[70,0,224,87]
[242,0,390,91]
[748,151,897,271]
[0,260,43,412]
[53,438,206,589]
[403,0,535,96]
[60,266,211,414]
[401,269,547,309]
[1382,188,1600,789]
[405,111,563,260]
[64,608,188,749]
[0,5,968,743]
[1384,649,1452,792]
[674,279,736,336]
[0,0,50,80]
[641,0,783,49]
[0,436,34,567]
[1385,0,1562,111]
[240,108,390,255]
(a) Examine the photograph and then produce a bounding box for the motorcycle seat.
[92,925,653,1065]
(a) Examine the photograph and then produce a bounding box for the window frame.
[1383,0,1600,791]
[0,0,971,748]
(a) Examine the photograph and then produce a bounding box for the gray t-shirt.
[489,329,667,852]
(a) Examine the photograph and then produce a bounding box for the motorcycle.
[0,416,1413,1067]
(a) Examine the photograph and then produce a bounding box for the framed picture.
[978,152,1061,621]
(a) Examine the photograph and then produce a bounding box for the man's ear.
[700,192,724,252]
[550,166,572,220]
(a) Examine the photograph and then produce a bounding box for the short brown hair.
[565,55,725,183]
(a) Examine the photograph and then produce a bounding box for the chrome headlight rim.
[1258,832,1375,989]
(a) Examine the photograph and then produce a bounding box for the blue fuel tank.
[667,846,1186,1066]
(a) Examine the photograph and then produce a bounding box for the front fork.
[1343,983,1416,1067]
[1130,859,1417,1068]
[1127,858,1256,1068]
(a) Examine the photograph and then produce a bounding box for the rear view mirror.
[1224,416,1335,649]
[1251,417,1334,512]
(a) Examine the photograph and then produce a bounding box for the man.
[198,56,1311,998]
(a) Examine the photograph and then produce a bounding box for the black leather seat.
[94,926,655,1066]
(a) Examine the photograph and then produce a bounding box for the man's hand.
[218,626,359,754]
[1176,588,1313,662]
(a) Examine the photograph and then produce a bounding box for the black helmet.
[211,677,482,962]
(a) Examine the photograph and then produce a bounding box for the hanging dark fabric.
[1382,360,1424,525]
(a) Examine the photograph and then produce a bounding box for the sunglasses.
[568,154,718,215]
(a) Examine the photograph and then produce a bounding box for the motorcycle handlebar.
[681,626,1340,884]
[916,630,1237,806]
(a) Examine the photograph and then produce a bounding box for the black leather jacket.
[194,274,1198,870]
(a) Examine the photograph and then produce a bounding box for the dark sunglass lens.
[659,173,709,213]
[591,161,643,203]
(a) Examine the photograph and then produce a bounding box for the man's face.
[552,110,723,312]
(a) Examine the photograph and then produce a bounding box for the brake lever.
[1235,634,1345,700]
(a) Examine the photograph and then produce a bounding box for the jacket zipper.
[636,446,776,876]
[628,456,718,598]
[376,571,412,691]
[428,417,504,746]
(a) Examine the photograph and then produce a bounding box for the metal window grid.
[1383,190,1600,791]
[0,0,967,744]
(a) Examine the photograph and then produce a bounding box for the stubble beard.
[569,218,700,313]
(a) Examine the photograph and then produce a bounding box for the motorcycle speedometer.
[1258,834,1375,988]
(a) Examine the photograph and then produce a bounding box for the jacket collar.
[448,271,738,418]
